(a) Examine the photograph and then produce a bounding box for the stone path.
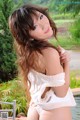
[72,88,80,96]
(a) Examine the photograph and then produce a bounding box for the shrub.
[70,17,80,42]
[0,79,28,116]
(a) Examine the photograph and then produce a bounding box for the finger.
[60,54,67,58]
[60,57,66,60]
[60,51,67,55]
[57,45,64,50]
[61,58,70,63]
[57,46,63,52]
[60,54,67,57]
[61,57,70,61]
[60,54,69,59]
[57,45,61,49]
[61,55,71,60]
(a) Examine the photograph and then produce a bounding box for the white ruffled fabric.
[28,69,76,110]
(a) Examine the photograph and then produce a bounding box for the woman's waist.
[31,88,75,104]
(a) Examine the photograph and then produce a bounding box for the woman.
[9,4,76,120]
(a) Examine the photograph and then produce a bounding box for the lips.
[44,27,50,34]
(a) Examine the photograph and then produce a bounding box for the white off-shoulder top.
[28,69,76,110]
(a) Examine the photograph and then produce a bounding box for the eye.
[40,14,43,19]
[33,25,37,30]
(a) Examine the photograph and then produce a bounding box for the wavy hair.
[8,4,58,105]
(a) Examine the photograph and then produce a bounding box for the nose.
[41,25,44,30]
[40,24,44,30]
[38,21,44,30]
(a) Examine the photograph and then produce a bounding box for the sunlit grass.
[70,70,80,88]
[50,13,74,20]
[49,17,80,49]
[70,78,80,88]
[49,36,80,50]
[0,79,27,115]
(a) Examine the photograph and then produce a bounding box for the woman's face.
[29,11,53,41]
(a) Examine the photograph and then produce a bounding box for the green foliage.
[0,79,27,116]
[0,0,24,83]
[70,71,80,88]
[49,18,80,49]
[48,0,80,16]
[50,36,80,50]
[51,13,73,20]
[59,0,80,16]
[48,0,60,12]
[69,17,80,41]
[70,77,80,88]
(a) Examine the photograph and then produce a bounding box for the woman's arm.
[43,47,70,98]
[58,46,70,86]
[52,62,70,98]
[54,46,70,97]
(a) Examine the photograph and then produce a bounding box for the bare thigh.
[39,107,72,120]
[27,106,39,120]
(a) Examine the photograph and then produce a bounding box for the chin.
[37,31,53,40]
[47,31,53,39]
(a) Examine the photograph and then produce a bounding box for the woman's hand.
[57,46,71,64]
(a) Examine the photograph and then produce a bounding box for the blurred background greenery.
[0,0,80,116]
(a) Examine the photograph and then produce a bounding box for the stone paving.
[72,88,80,96]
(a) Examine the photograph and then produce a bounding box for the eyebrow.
[33,12,41,25]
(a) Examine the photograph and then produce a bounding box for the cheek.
[29,29,43,38]
[44,16,50,24]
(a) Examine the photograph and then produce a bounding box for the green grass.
[54,19,74,27]
[70,70,80,88]
[49,36,80,50]
[50,13,74,20]
[0,79,28,116]
[49,18,80,49]
[70,78,80,88]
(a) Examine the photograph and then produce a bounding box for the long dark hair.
[8,4,58,104]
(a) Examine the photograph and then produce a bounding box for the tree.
[58,0,80,16]
[48,0,64,12]
[48,0,80,15]
[60,0,80,40]
[0,0,23,83]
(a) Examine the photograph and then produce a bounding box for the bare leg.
[39,107,72,120]
[16,106,39,120]
[27,105,39,120]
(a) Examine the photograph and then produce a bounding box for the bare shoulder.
[42,47,59,57]
[42,47,60,62]
[42,47,63,75]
